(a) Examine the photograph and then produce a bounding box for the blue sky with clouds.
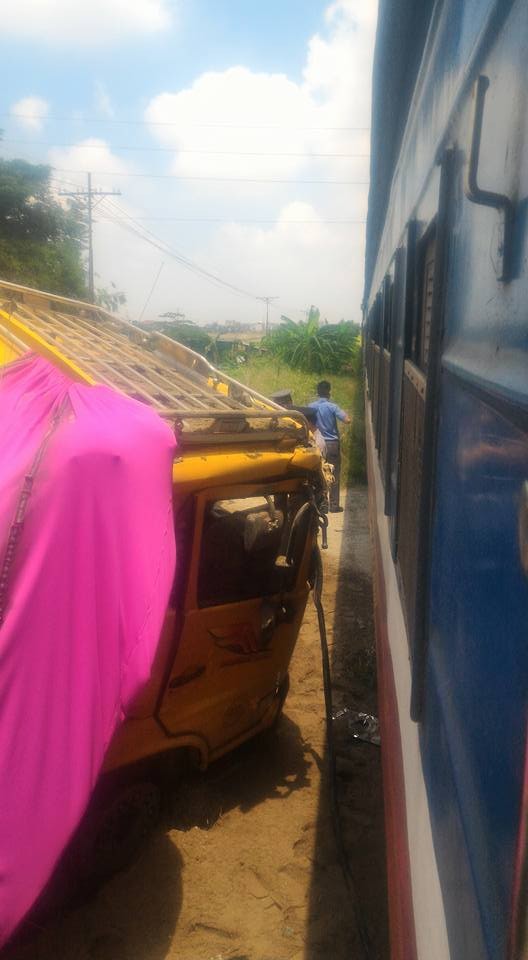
[2,1,327,104]
[1,1,377,326]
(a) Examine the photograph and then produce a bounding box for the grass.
[221,354,366,485]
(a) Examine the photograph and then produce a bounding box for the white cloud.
[137,1,376,323]
[303,0,376,157]
[2,0,173,46]
[48,140,131,219]
[145,1,375,176]
[10,96,49,131]
[41,1,376,326]
[204,200,366,324]
[48,138,130,181]
[145,67,316,181]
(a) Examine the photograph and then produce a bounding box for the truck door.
[157,481,313,756]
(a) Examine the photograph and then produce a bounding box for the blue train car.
[364,2,528,958]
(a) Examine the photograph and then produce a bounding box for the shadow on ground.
[5,834,183,960]
[304,485,389,960]
[167,714,312,831]
[4,716,313,960]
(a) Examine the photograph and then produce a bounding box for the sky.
[0,0,378,327]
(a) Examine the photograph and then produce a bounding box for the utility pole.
[60,173,121,303]
[87,173,94,303]
[137,262,165,324]
[259,296,279,335]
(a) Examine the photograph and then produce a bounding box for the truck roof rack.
[0,280,309,447]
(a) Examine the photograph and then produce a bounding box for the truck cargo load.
[0,353,177,947]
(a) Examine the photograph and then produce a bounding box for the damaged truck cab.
[0,279,325,780]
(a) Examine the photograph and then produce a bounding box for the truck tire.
[82,780,161,888]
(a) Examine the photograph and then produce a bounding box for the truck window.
[197,493,310,608]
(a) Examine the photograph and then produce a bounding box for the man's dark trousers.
[325,439,341,510]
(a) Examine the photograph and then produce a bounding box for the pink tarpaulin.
[0,354,176,947]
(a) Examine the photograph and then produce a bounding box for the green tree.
[265,313,360,373]
[163,323,211,354]
[0,157,86,297]
[95,282,127,312]
[139,318,212,356]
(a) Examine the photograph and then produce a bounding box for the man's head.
[317,380,331,398]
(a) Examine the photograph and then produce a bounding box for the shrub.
[264,316,360,373]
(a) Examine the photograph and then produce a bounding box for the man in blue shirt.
[309,380,351,512]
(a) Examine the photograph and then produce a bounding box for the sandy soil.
[8,486,388,960]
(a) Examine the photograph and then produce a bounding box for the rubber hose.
[312,543,375,960]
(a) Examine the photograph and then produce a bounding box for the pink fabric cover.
[0,354,176,946]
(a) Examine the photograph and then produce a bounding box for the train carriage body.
[365,2,528,958]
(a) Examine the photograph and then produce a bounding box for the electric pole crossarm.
[259,296,279,335]
[59,172,121,303]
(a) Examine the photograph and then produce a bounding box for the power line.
[99,197,316,320]
[53,168,368,184]
[95,197,313,321]
[50,177,367,227]
[52,176,366,225]
[99,215,366,223]
[54,183,348,317]
[98,197,264,303]
[138,262,165,324]
[52,178,367,223]
[59,173,120,301]
[4,112,370,131]
[2,139,369,159]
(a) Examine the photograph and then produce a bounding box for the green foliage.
[347,370,367,483]
[95,283,127,312]
[147,320,212,355]
[0,157,86,297]
[219,354,363,484]
[265,314,360,374]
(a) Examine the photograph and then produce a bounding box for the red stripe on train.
[367,428,418,960]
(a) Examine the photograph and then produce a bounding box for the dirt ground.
[8,486,388,960]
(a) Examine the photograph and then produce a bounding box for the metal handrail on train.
[465,74,515,282]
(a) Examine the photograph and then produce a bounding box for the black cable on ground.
[312,542,375,960]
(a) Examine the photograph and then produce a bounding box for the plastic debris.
[332,707,381,746]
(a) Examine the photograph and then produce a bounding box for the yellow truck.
[0,279,325,880]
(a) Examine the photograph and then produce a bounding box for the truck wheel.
[85,781,161,886]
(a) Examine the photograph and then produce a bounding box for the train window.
[379,274,394,477]
[396,222,437,641]
[418,231,436,370]
[410,226,436,371]
[371,291,383,442]
[384,242,409,534]
[382,278,393,351]
[366,310,374,391]
[371,294,381,346]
